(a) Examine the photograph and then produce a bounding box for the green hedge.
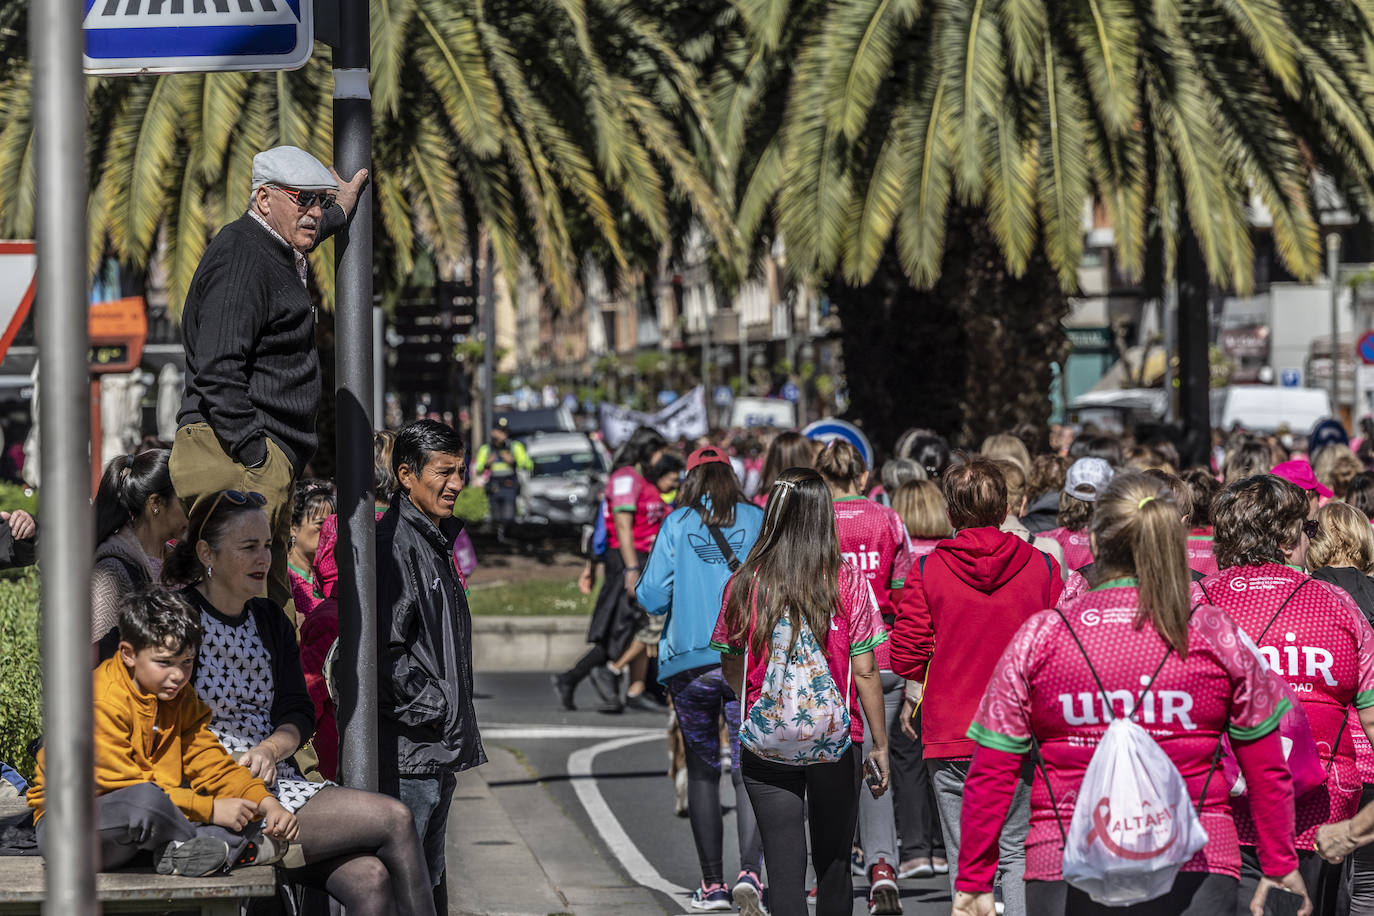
[0,570,40,781]
[0,483,37,515]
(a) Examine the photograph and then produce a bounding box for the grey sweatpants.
[929,757,1031,916]
[37,782,252,871]
[857,671,903,872]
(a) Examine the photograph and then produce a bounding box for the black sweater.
[178,208,345,473]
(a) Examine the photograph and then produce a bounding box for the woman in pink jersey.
[712,468,891,916]
[954,472,1306,916]
[752,431,818,507]
[1181,467,1220,578]
[1041,458,1113,572]
[1201,474,1374,916]
[555,426,668,712]
[817,440,913,914]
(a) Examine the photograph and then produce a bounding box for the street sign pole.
[332,0,378,792]
[33,0,96,913]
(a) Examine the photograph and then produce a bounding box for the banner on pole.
[599,386,708,448]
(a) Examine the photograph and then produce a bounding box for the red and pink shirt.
[833,496,914,671]
[710,562,887,743]
[603,466,670,553]
[1199,563,1374,846]
[969,582,1290,880]
[1043,527,1094,571]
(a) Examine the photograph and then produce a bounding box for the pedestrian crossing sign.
[83,0,314,75]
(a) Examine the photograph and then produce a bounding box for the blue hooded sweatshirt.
[637,500,764,682]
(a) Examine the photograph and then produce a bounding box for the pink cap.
[1271,459,1333,499]
[687,445,732,472]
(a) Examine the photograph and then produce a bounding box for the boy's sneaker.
[732,870,767,916]
[235,835,289,868]
[867,858,902,915]
[689,882,733,911]
[154,836,231,877]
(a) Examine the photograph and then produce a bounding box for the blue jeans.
[396,773,458,886]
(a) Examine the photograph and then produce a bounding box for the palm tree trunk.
[829,205,1070,450]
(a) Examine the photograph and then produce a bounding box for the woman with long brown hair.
[753,431,819,507]
[712,468,891,916]
[953,473,1306,916]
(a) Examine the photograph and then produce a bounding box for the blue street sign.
[1280,368,1301,388]
[657,390,678,407]
[713,386,734,407]
[802,418,874,468]
[83,0,314,75]
[780,382,800,403]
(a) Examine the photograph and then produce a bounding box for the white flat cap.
[251,146,336,191]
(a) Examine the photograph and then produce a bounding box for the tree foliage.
[0,0,739,317]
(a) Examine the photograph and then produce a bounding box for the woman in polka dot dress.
[164,491,438,915]
[952,472,1308,916]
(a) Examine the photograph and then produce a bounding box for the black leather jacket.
[377,494,486,776]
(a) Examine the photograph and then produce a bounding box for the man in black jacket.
[377,419,484,913]
[169,145,367,616]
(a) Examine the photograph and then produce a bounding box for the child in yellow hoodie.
[29,588,297,876]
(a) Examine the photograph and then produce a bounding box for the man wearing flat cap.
[170,145,368,618]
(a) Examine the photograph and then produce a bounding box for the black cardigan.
[182,588,317,753]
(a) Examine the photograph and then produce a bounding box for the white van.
[1211,385,1332,434]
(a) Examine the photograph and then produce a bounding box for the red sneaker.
[868,858,902,915]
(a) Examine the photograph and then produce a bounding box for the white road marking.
[568,732,694,907]
[483,723,661,740]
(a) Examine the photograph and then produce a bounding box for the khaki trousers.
[169,422,296,616]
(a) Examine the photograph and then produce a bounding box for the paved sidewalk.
[446,745,670,916]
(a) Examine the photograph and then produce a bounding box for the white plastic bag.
[1061,718,1210,905]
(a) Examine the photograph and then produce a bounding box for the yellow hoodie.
[28,654,270,823]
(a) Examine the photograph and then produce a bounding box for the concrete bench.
[0,800,276,915]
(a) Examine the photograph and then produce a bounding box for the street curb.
[445,751,570,916]
[472,616,590,672]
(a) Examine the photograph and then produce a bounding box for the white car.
[518,432,612,528]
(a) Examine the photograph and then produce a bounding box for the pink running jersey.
[1199,563,1374,846]
[1186,531,1219,578]
[1042,527,1093,571]
[833,496,914,670]
[970,583,1288,880]
[603,466,669,553]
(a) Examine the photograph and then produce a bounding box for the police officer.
[473,418,532,539]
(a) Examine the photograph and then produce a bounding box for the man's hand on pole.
[331,167,370,217]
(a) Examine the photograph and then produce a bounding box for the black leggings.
[285,786,436,916]
[685,743,763,885]
[1026,872,1237,915]
[742,747,860,916]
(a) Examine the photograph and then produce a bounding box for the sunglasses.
[1303,519,1320,539]
[271,186,337,210]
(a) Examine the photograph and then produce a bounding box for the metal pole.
[32,0,95,911]
[481,235,496,443]
[1329,233,1342,419]
[333,0,377,792]
[737,311,747,396]
[700,292,712,423]
[1177,228,1212,468]
[373,305,385,426]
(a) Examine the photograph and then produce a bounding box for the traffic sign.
[803,418,874,468]
[713,386,734,407]
[1280,368,1301,387]
[1359,331,1374,365]
[0,242,36,365]
[83,0,314,75]
[780,381,800,403]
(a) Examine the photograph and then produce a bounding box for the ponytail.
[1092,473,1192,656]
[94,449,174,547]
[815,439,866,489]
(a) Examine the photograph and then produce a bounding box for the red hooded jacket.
[891,525,1063,758]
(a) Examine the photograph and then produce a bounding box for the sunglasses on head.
[196,489,267,536]
[271,186,337,210]
[1303,519,1320,539]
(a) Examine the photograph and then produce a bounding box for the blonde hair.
[1313,445,1364,499]
[892,479,952,540]
[992,459,1026,516]
[1092,472,1193,656]
[981,433,1031,477]
[1307,501,1374,574]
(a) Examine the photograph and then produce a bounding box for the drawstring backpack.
[1035,609,1216,906]
[738,583,853,765]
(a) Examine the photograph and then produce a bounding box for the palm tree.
[725,0,1374,445]
[0,0,740,316]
